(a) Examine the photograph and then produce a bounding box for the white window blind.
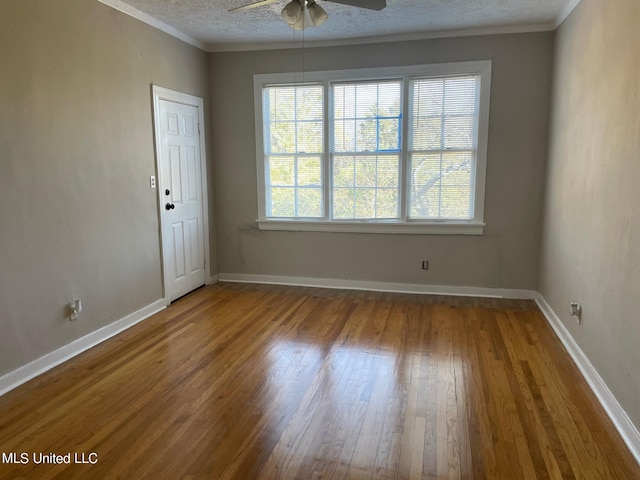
[263,84,324,218]
[408,75,480,219]
[331,80,402,220]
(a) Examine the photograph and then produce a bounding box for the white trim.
[256,219,484,235]
[218,273,537,300]
[0,299,166,397]
[152,86,212,304]
[208,23,555,52]
[97,0,206,51]
[554,0,584,29]
[254,83,267,222]
[210,274,219,284]
[535,294,640,465]
[474,62,491,224]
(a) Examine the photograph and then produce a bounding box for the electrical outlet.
[569,302,582,324]
[421,260,429,271]
[69,300,82,321]
[150,175,156,189]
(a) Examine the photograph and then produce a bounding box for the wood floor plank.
[0,283,639,479]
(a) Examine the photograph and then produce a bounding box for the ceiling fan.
[229,0,387,31]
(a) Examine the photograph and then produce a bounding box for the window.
[408,76,479,220]
[263,84,323,218]
[254,62,491,234]
[332,80,401,220]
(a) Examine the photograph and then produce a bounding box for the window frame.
[262,83,325,218]
[254,61,492,235]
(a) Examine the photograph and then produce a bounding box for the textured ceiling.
[112,0,575,51]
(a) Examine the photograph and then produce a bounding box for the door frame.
[152,85,211,305]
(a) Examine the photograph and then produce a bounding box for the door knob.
[165,203,175,210]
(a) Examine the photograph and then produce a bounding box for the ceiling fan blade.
[324,0,386,11]
[229,0,280,13]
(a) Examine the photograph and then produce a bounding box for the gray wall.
[540,0,640,429]
[0,0,213,376]
[210,33,553,289]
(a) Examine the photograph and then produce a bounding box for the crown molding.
[96,0,577,54]
[97,0,206,51]
[206,23,555,52]
[554,0,584,29]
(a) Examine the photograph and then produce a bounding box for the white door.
[157,98,205,301]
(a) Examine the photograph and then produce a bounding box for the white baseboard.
[217,273,537,300]
[0,299,166,397]
[210,274,219,284]
[535,294,640,465]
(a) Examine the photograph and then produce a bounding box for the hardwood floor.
[0,283,638,479]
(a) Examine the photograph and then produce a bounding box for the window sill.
[256,219,485,235]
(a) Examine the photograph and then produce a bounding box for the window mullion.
[294,155,299,217]
[439,80,446,218]
[400,75,410,222]
[352,155,356,219]
[322,80,333,221]
[374,154,379,218]
[293,90,299,217]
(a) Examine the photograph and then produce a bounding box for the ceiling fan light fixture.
[281,0,302,25]
[290,9,308,30]
[308,2,328,27]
